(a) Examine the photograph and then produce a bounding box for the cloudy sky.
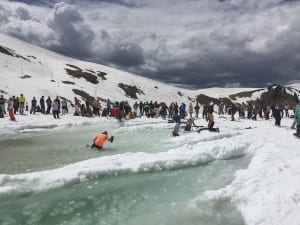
[0,0,300,88]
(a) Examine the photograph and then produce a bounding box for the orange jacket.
[94,133,107,147]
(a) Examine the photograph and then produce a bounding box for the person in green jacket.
[295,102,300,135]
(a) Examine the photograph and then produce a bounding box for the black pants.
[91,143,103,149]
[53,110,59,119]
[197,122,219,133]
[275,118,281,126]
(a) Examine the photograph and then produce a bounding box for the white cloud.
[0,0,300,87]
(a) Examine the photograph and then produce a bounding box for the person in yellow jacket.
[91,131,114,149]
[18,93,26,115]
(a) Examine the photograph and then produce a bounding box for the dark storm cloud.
[1,0,300,88]
[15,6,33,20]
[47,2,95,58]
[107,43,145,67]
[8,0,61,7]
[73,0,144,8]
[8,0,144,8]
[0,4,11,24]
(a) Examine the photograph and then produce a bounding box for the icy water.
[0,120,250,225]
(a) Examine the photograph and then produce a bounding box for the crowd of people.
[0,93,300,137]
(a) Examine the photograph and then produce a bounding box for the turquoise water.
[0,122,248,225]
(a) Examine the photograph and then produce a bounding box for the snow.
[1,32,300,225]
[1,113,300,225]
[190,118,300,225]
[0,32,196,105]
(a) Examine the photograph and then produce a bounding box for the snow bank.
[1,113,300,225]
[191,119,300,225]
[0,128,253,196]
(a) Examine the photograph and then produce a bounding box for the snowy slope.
[1,32,299,106]
[0,32,196,104]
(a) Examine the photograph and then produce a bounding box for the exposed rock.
[97,71,107,80]
[260,85,299,105]
[72,89,95,103]
[118,83,145,99]
[65,64,107,84]
[62,81,75,85]
[0,89,8,94]
[65,67,98,84]
[0,45,30,61]
[229,89,264,100]
[19,75,31,79]
[196,94,233,105]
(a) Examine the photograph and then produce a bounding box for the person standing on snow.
[52,99,60,119]
[0,95,6,115]
[273,104,282,127]
[188,102,193,118]
[46,96,52,114]
[30,97,37,114]
[7,97,15,121]
[40,96,45,114]
[18,93,26,115]
[194,102,200,118]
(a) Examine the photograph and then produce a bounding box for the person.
[61,99,68,115]
[172,122,180,136]
[295,101,300,135]
[40,96,45,114]
[13,96,18,114]
[52,99,60,119]
[284,102,289,118]
[30,97,37,114]
[197,105,219,133]
[231,103,237,121]
[18,93,26,115]
[194,102,200,118]
[184,117,197,131]
[0,95,6,115]
[273,104,282,127]
[74,97,81,116]
[91,131,113,149]
[291,104,297,129]
[0,107,4,118]
[92,98,101,117]
[188,102,193,118]
[7,97,15,121]
[46,96,52,114]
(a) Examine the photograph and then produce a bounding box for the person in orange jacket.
[91,131,114,149]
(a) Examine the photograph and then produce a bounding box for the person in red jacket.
[91,131,114,149]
